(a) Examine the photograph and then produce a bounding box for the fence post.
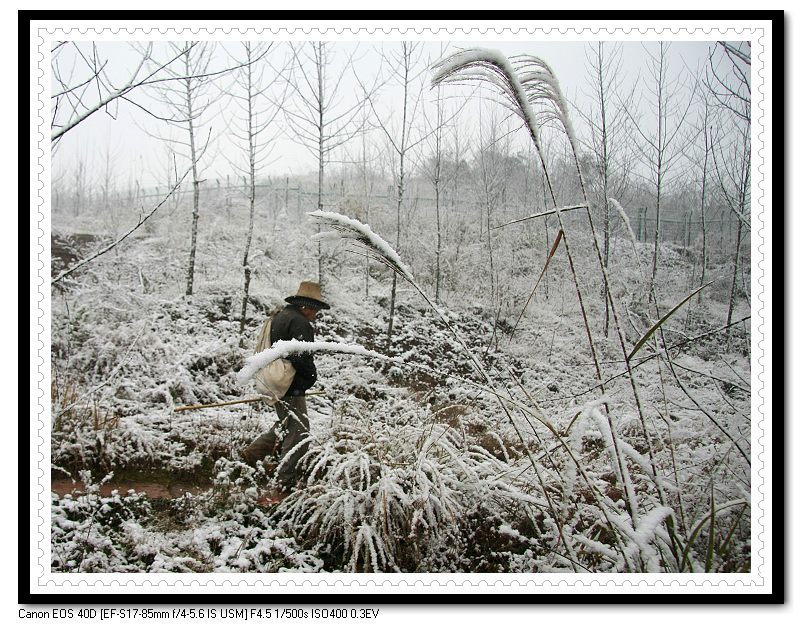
[297,183,302,223]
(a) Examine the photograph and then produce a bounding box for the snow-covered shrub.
[274,400,537,572]
[205,457,263,515]
[51,468,324,573]
[51,472,152,572]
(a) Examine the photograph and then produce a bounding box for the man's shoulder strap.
[255,316,274,353]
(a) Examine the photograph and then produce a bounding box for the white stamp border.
[31,16,774,598]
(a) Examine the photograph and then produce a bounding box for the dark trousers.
[245,395,310,487]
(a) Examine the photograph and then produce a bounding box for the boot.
[238,447,261,467]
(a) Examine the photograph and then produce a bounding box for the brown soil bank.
[51,478,206,499]
[50,478,286,506]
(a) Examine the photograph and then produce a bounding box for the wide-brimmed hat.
[285,281,330,310]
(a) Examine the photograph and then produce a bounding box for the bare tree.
[706,42,751,124]
[357,103,381,300]
[163,145,182,221]
[99,131,122,235]
[71,151,88,218]
[145,41,220,297]
[419,73,470,305]
[472,102,512,308]
[363,42,429,346]
[50,41,266,148]
[694,99,715,290]
[445,114,471,290]
[624,42,698,305]
[580,42,635,335]
[223,42,287,335]
[706,42,750,339]
[422,84,448,305]
[283,42,371,284]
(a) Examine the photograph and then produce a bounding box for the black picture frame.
[21,8,784,607]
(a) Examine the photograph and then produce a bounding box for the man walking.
[241,281,329,490]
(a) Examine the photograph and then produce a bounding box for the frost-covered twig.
[608,198,644,275]
[307,210,488,385]
[237,339,395,386]
[308,210,415,282]
[432,49,573,172]
[491,204,587,230]
[52,43,272,143]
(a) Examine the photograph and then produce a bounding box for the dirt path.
[50,478,286,505]
[51,478,207,499]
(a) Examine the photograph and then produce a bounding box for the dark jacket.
[270,304,317,396]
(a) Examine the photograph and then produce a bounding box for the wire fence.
[53,177,748,256]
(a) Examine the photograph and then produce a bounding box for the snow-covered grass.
[52,217,749,571]
[50,164,750,574]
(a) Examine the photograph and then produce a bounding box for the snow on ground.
[48,195,751,573]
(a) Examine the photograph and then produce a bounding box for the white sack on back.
[253,318,295,405]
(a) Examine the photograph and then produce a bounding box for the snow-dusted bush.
[51,468,324,573]
[273,399,541,572]
[51,472,152,572]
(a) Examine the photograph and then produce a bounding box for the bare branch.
[51,166,193,285]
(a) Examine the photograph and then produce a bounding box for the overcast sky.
[50,37,717,190]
